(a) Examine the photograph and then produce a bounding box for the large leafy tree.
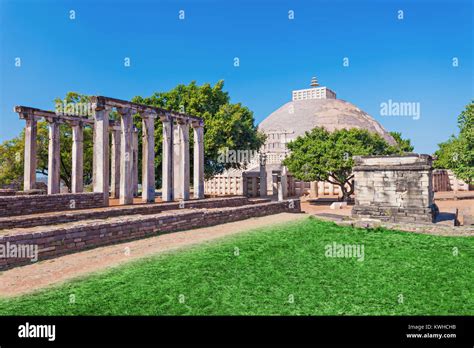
[0,137,24,188]
[132,80,265,182]
[434,101,474,184]
[283,127,399,201]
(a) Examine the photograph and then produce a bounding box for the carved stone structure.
[14,95,205,206]
[351,154,436,223]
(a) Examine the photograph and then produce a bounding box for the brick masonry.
[351,155,435,223]
[0,199,301,270]
[0,193,105,218]
[0,196,266,229]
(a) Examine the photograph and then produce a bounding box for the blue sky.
[1,0,472,153]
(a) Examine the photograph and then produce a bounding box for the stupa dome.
[257,77,396,157]
[259,98,396,146]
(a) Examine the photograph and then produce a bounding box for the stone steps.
[0,196,269,230]
[0,199,301,270]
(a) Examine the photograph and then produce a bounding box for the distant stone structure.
[206,76,396,198]
[351,154,436,223]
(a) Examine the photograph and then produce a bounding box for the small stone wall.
[0,199,301,270]
[0,196,260,229]
[352,155,435,223]
[0,193,105,217]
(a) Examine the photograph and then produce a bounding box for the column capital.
[142,110,157,119]
[177,118,190,125]
[16,110,36,121]
[160,113,173,123]
[66,117,85,127]
[191,119,204,128]
[117,107,134,116]
[44,116,64,124]
[91,100,106,112]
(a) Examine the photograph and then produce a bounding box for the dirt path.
[0,213,307,298]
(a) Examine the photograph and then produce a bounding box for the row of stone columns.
[161,116,205,202]
[18,103,205,206]
[21,111,85,195]
[91,105,205,205]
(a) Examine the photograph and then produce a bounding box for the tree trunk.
[339,185,351,202]
[338,181,354,202]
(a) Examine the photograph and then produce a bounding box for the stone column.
[21,113,37,191]
[173,122,182,199]
[119,108,134,205]
[177,120,190,200]
[251,177,258,197]
[272,172,278,197]
[278,181,284,201]
[281,166,288,199]
[192,121,205,199]
[142,112,156,203]
[132,126,139,197]
[240,172,248,196]
[259,153,267,197]
[110,126,121,199]
[46,118,61,194]
[92,104,110,206]
[310,181,318,198]
[71,121,84,193]
[161,115,174,202]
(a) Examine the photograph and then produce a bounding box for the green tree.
[389,131,414,152]
[132,80,265,182]
[434,101,474,184]
[283,127,399,201]
[0,137,24,188]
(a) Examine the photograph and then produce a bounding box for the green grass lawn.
[0,217,473,315]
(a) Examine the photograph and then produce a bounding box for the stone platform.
[0,197,301,270]
[0,196,266,230]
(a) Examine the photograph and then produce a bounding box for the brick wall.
[351,155,435,223]
[0,196,264,229]
[0,193,105,217]
[0,199,301,270]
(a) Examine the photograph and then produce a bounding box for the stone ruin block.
[352,154,436,223]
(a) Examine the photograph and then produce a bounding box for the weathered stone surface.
[192,122,204,199]
[142,113,156,203]
[47,120,61,194]
[71,122,84,193]
[177,121,190,200]
[352,154,435,223]
[0,193,105,218]
[0,197,263,229]
[162,116,174,201]
[110,127,121,199]
[22,115,37,191]
[119,108,134,205]
[92,107,110,206]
